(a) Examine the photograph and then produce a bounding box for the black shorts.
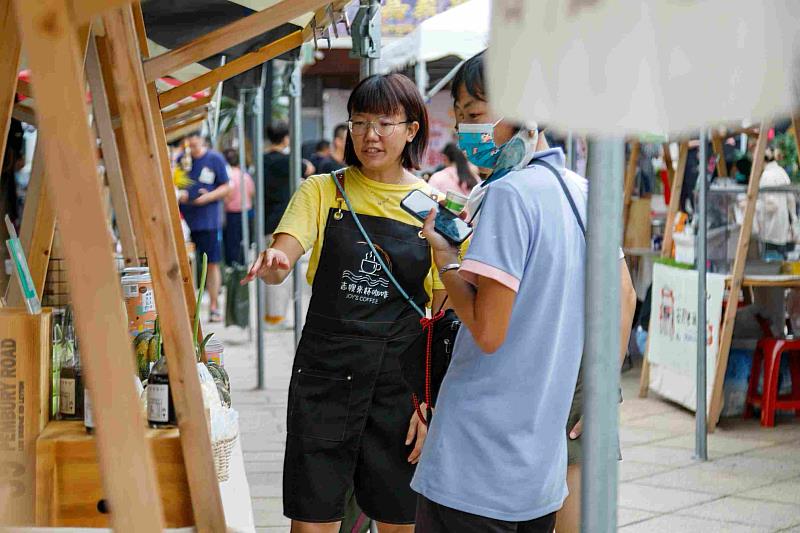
[190,229,222,264]
[567,368,584,465]
[416,495,557,533]
[567,367,622,465]
[282,366,417,524]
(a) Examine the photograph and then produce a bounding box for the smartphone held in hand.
[400,190,473,245]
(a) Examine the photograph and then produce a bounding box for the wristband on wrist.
[438,263,461,276]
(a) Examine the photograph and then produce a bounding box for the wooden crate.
[0,308,53,525]
[36,421,193,527]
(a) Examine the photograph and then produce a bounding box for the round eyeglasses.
[348,119,410,137]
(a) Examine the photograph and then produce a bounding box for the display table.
[35,421,254,532]
[623,247,661,258]
[36,421,192,528]
[730,274,800,287]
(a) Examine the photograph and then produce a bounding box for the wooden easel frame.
[622,139,641,231]
[638,141,689,397]
[636,126,782,432]
[2,0,340,529]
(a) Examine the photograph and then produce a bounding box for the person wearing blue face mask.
[411,52,636,533]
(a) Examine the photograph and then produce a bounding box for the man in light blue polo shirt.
[415,146,585,531]
[413,61,586,531]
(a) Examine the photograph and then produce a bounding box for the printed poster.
[648,263,726,413]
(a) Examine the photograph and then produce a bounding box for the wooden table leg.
[708,124,770,432]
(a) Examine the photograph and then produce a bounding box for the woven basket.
[212,434,238,482]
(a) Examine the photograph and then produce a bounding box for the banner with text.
[648,263,726,412]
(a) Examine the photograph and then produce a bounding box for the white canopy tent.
[488,0,800,135]
[379,0,489,82]
[485,2,799,531]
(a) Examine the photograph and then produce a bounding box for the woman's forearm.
[260,234,305,285]
[619,262,637,366]
[262,269,290,285]
[432,249,479,331]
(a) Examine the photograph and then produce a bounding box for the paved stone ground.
[206,311,800,532]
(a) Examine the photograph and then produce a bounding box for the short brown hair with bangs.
[344,74,429,170]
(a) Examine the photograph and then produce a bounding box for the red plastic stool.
[744,336,800,427]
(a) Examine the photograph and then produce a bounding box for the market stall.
[485,1,800,530]
[0,0,346,529]
[636,125,800,432]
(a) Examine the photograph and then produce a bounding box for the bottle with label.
[147,353,176,428]
[59,327,83,420]
[51,309,67,418]
[84,387,94,434]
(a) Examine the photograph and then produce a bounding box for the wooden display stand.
[0,0,344,529]
[0,309,52,525]
[36,422,192,528]
[636,125,800,432]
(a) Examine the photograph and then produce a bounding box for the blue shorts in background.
[191,229,222,264]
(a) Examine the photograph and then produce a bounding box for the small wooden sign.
[0,308,52,525]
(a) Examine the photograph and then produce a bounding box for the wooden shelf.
[725,274,800,287]
[36,421,192,528]
[623,247,661,258]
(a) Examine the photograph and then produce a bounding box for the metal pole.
[237,93,250,266]
[424,59,465,103]
[581,138,624,533]
[211,56,226,149]
[695,130,709,460]
[367,9,380,77]
[360,58,371,81]
[237,91,252,342]
[415,60,428,95]
[358,0,381,80]
[288,60,304,347]
[254,71,267,390]
[356,3,379,531]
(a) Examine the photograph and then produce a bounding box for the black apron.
[283,181,431,523]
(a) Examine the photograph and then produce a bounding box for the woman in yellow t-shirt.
[243,73,444,532]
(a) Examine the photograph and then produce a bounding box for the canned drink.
[121,272,157,337]
[205,338,225,366]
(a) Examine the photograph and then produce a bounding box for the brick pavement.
[207,316,800,532]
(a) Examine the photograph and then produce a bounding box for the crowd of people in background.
[168,117,483,326]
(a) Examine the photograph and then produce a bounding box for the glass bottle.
[51,309,66,418]
[147,353,176,428]
[59,326,84,420]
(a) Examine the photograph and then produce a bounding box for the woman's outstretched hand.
[241,248,291,284]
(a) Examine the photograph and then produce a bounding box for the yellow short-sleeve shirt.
[274,167,446,305]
